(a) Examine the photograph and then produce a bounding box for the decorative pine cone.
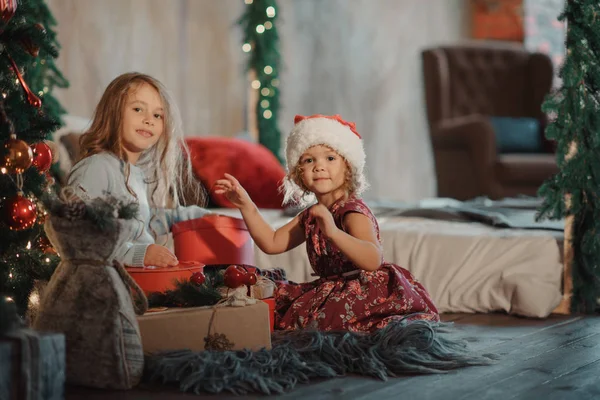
[61,200,87,221]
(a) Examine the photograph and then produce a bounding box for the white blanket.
[213,209,563,318]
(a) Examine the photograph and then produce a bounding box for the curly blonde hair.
[76,72,206,208]
[285,147,356,203]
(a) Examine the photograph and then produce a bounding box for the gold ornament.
[1,134,33,174]
[36,202,48,224]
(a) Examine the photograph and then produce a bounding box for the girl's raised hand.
[213,173,253,210]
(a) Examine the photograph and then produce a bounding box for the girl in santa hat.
[215,114,438,332]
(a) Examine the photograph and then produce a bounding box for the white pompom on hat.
[280,114,368,206]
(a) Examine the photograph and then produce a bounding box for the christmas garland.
[146,265,284,309]
[238,0,282,162]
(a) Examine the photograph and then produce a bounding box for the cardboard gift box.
[0,329,65,400]
[137,301,271,353]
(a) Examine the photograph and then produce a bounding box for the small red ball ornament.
[31,142,52,172]
[4,193,37,230]
[223,265,248,288]
[190,271,206,285]
[245,272,258,286]
[37,235,57,255]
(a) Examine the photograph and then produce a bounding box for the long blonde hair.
[77,72,206,208]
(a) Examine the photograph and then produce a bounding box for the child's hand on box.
[144,244,178,268]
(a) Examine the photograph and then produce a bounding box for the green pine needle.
[147,271,225,308]
[0,0,69,316]
[537,0,600,313]
[238,0,283,163]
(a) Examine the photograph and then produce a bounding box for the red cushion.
[185,137,285,209]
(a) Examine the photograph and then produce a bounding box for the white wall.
[47,0,470,201]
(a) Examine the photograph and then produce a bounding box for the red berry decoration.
[223,265,248,289]
[31,142,53,172]
[190,271,206,285]
[245,272,258,286]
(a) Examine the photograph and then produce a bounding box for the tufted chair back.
[422,42,553,128]
[420,42,558,200]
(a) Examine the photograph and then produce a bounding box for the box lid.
[125,261,204,275]
[172,215,248,235]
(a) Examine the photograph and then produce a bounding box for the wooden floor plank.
[517,359,600,400]
[64,314,599,400]
[463,334,600,399]
[349,316,596,400]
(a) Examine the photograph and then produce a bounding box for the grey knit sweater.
[67,152,210,267]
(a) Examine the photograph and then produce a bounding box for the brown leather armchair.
[422,42,559,200]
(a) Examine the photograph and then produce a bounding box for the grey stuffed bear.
[34,214,148,390]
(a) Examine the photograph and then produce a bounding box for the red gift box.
[261,298,275,332]
[125,261,204,294]
[172,215,255,265]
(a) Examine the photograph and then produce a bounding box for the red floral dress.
[275,196,439,332]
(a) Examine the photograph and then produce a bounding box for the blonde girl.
[68,72,210,268]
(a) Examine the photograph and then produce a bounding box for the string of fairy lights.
[0,0,67,312]
[2,74,55,303]
[239,0,283,162]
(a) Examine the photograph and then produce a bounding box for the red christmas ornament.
[31,142,52,172]
[223,265,248,289]
[8,56,41,108]
[37,235,57,255]
[3,193,37,230]
[190,271,206,286]
[1,135,33,174]
[245,272,258,286]
[0,0,17,24]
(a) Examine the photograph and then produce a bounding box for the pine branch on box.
[147,272,224,308]
[536,0,600,313]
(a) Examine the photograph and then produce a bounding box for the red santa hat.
[281,114,368,206]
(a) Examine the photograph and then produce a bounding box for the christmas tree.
[0,0,68,315]
[537,0,600,313]
[238,0,283,162]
